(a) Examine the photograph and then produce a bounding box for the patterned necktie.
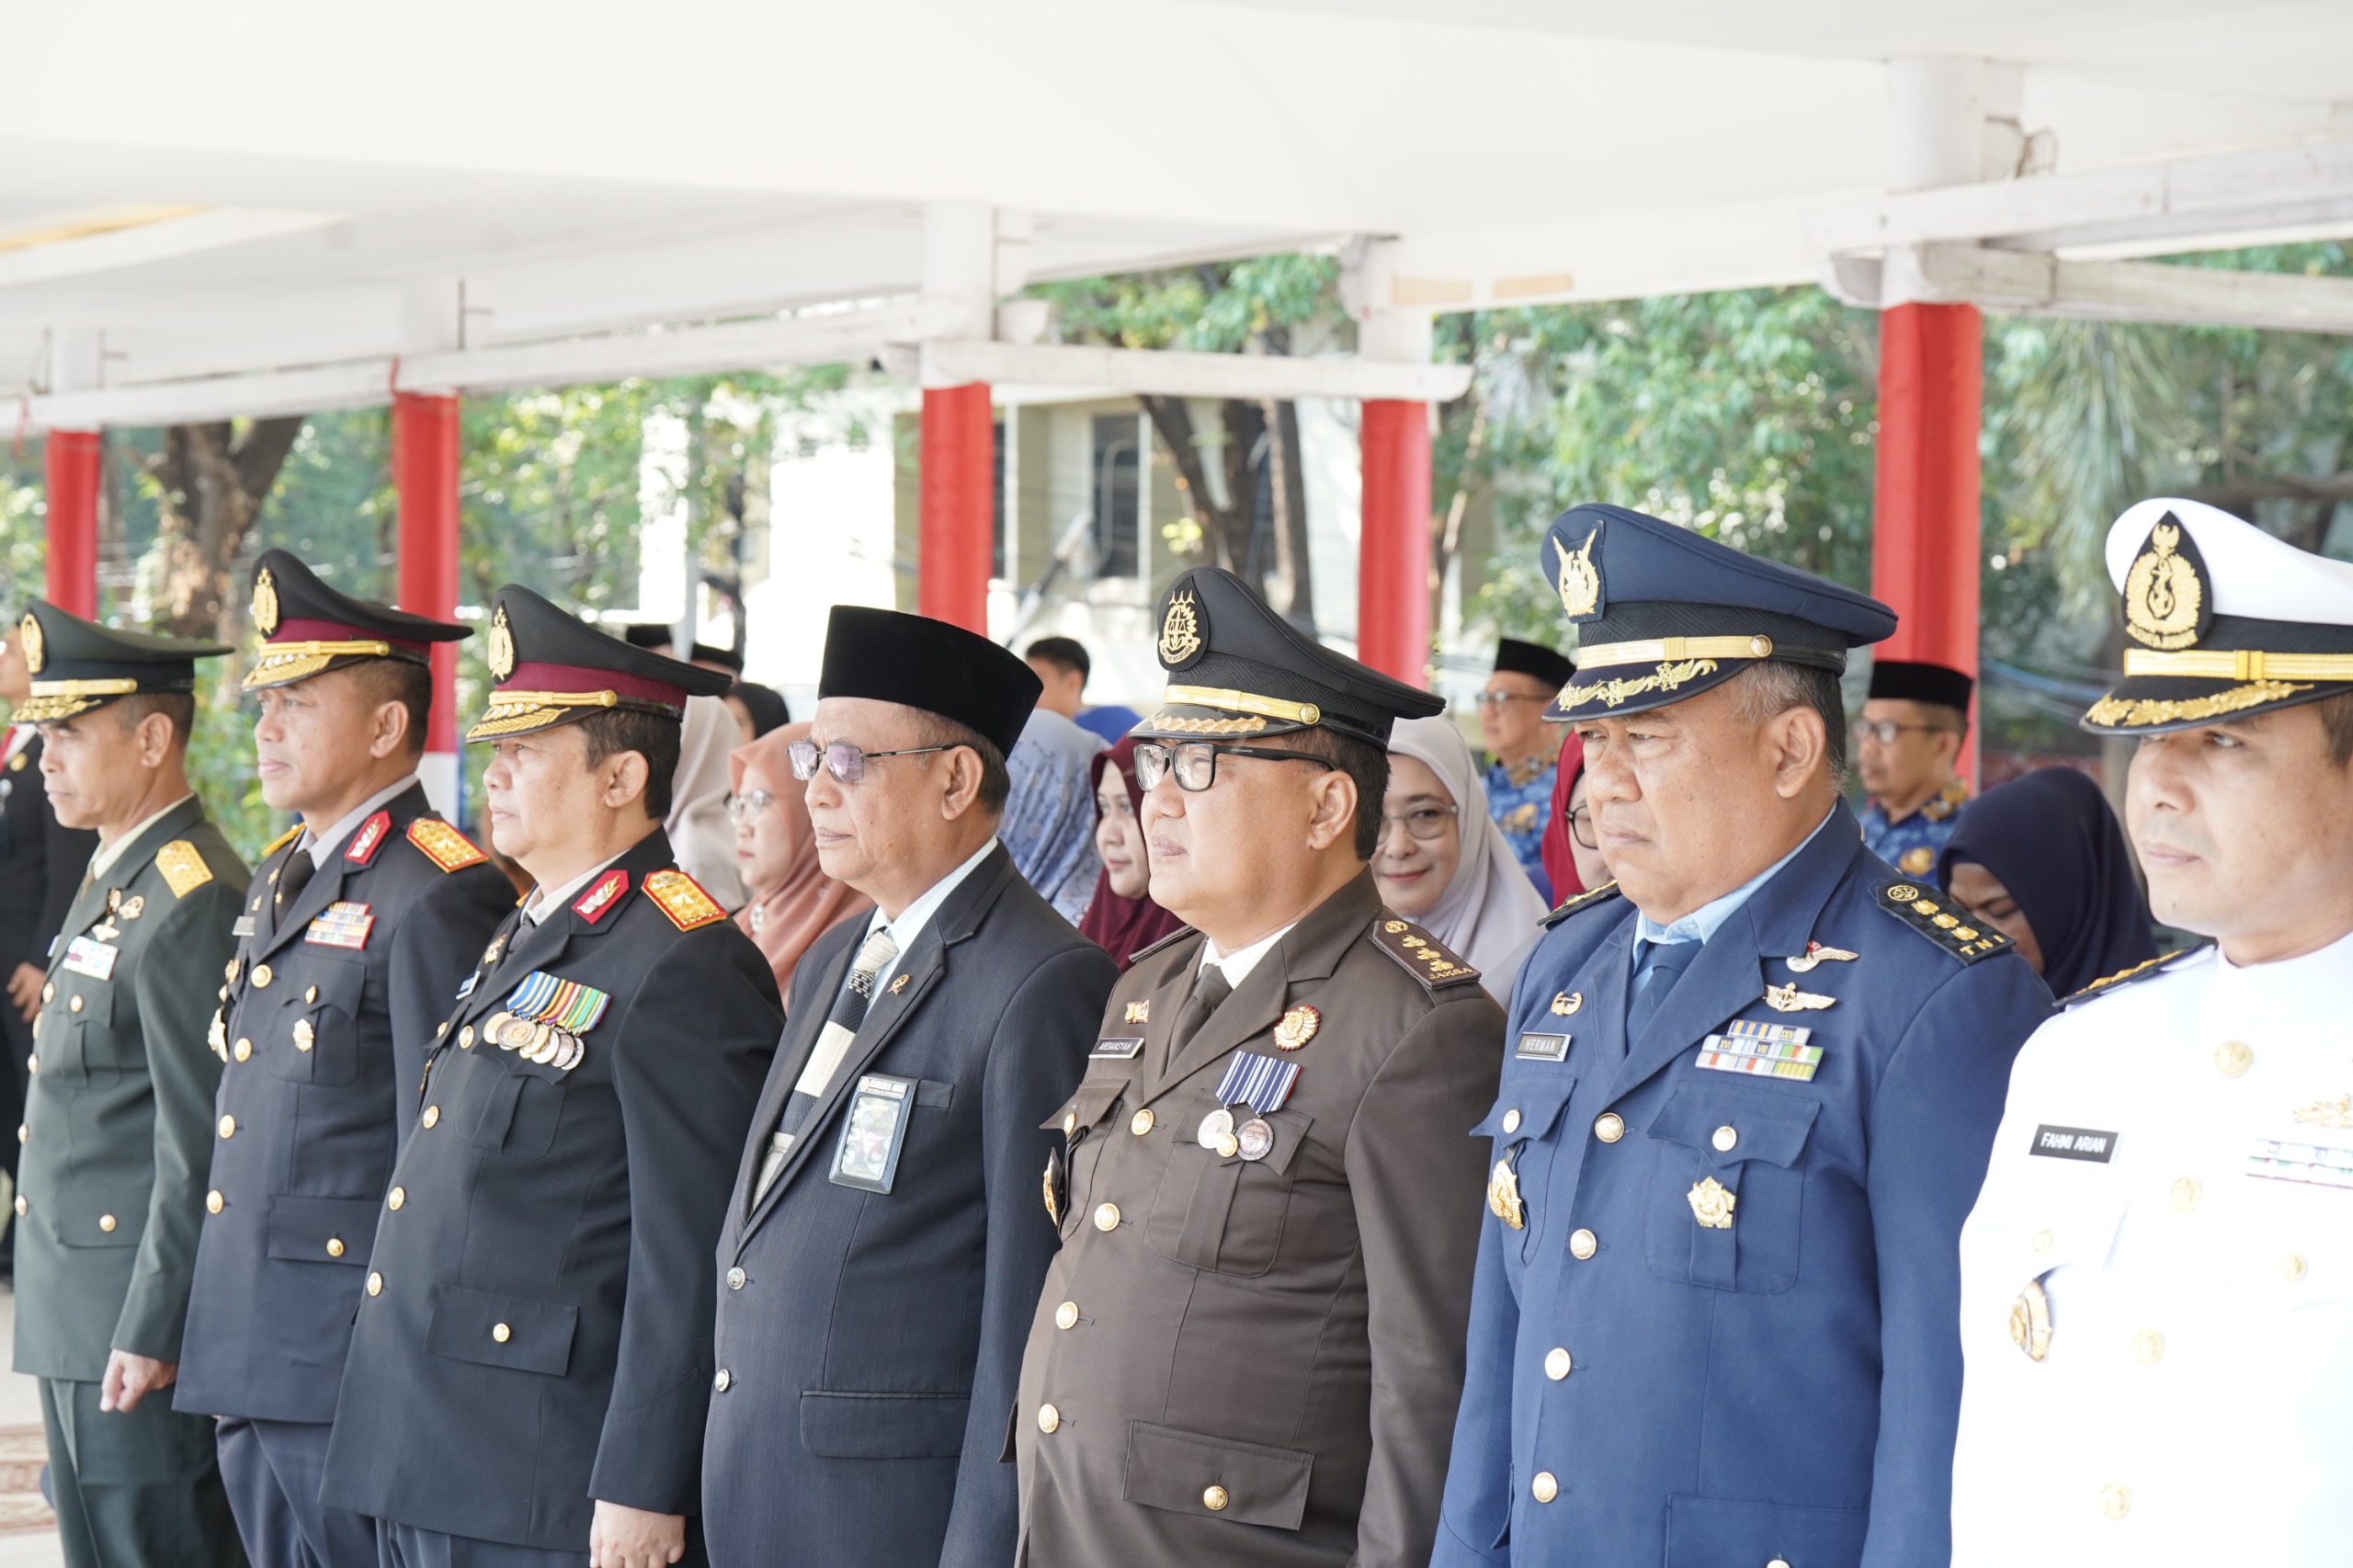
[752,927,900,1204]
[1624,937,1699,1045]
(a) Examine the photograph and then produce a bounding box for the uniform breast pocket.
[449,1051,565,1161]
[46,1012,120,1087]
[1472,1075,1579,1264]
[1144,1098,1313,1278]
[1643,1082,1820,1294]
[266,959,366,1087]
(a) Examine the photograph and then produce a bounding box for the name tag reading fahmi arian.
[2029,1124,2120,1164]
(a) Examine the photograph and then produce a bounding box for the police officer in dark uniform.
[1014,567,1506,1568]
[12,600,248,1568]
[1431,505,2053,1568]
[176,552,515,1568]
[319,585,781,1568]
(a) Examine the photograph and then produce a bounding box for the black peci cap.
[1137,566,1443,749]
[1867,659,1974,711]
[466,585,733,743]
[689,642,745,674]
[621,623,676,651]
[243,549,471,690]
[15,601,231,723]
[1493,637,1573,690]
[1540,503,1895,720]
[817,606,1042,757]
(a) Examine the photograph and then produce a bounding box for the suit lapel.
[61,797,204,953]
[257,855,351,960]
[729,933,859,1226]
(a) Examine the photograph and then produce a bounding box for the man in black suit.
[702,606,1117,1568]
[176,552,515,1568]
[319,586,783,1568]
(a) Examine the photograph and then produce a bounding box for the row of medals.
[1198,1106,1276,1163]
[480,1010,585,1072]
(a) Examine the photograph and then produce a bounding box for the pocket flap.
[299,957,366,1016]
[1041,1076,1129,1134]
[1121,1420,1313,1530]
[1648,1081,1820,1167]
[424,1283,578,1378]
[799,1391,972,1460]
[1665,1493,1868,1568]
[41,1188,144,1248]
[1472,1074,1579,1143]
[1254,1109,1313,1176]
[264,1195,379,1267]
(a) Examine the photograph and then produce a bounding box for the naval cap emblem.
[2122,515,2210,651]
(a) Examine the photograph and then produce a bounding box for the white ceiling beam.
[915,339,1472,402]
[1826,243,2353,335]
[0,207,345,289]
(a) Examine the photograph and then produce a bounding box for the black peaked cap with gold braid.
[466,585,732,743]
[2082,497,2353,734]
[243,549,470,690]
[1138,566,1442,749]
[14,600,230,723]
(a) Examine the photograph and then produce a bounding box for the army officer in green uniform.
[14,601,248,1568]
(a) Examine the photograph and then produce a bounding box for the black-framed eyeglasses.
[1565,803,1597,851]
[727,789,778,826]
[1378,804,1460,844]
[1849,719,1958,746]
[1133,741,1330,793]
[787,738,955,784]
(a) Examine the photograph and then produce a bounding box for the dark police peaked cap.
[1540,503,1895,720]
[1868,659,1975,711]
[817,606,1042,757]
[465,585,733,744]
[243,549,471,690]
[1493,636,1573,690]
[15,600,231,723]
[2083,496,2353,734]
[1140,566,1443,748]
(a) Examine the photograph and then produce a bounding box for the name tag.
[830,1073,917,1194]
[2030,1123,2120,1163]
[1515,1032,1570,1062]
[1091,1037,1145,1059]
[306,901,375,950]
[232,915,256,938]
[62,936,118,982]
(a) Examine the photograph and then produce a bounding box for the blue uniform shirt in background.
[1859,777,1968,880]
[1483,756,1556,906]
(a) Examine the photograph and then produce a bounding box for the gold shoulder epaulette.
[155,840,214,899]
[643,869,727,932]
[2062,944,2205,1007]
[407,818,488,873]
[1370,916,1482,991]
[261,824,303,858]
[1540,880,1623,927]
[1877,881,2011,964]
[1128,926,1198,964]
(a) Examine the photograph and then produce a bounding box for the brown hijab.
[730,722,871,1005]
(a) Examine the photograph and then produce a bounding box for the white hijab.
[1386,715,1550,1002]
[665,694,747,910]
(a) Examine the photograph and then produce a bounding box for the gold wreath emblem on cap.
[1555,526,1601,619]
[487,605,517,683]
[18,613,41,676]
[1274,1004,1321,1051]
[1158,588,1203,665]
[2123,520,2204,651]
[253,565,280,637]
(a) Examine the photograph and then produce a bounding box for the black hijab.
[728,680,791,739]
[1935,767,2157,996]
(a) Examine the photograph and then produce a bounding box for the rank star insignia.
[1487,1158,1526,1230]
[1273,1005,1320,1051]
[1125,1000,1149,1025]
[1783,941,1858,973]
[1764,982,1836,1013]
[1550,991,1582,1017]
[1687,1176,1737,1229]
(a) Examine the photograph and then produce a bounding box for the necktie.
[1165,964,1233,1062]
[752,928,900,1204]
[1625,938,1699,1044]
[276,846,317,908]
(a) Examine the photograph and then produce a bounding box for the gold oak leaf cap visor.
[2082,497,2353,735]
[243,549,471,690]
[14,600,230,723]
[1139,565,1444,749]
[1539,504,1897,721]
[465,584,733,743]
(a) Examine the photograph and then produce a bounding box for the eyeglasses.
[786,738,955,784]
[1565,803,1597,851]
[1849,720,1959,746]
[1133,742,1329,793]
[727,790,777,826]
[1378,804,1460,843]
[1471,690,1546,709]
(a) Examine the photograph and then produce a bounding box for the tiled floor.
[0,1293,65,1568]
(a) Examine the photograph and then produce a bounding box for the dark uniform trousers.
[15,797,249,1568]
[178,783,514,1568]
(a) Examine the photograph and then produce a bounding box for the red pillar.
[393,392,462,766]
[1870,301,1984,783]
[43,429,101,618]
[919,382,993,633]
[1358,399,1432,686]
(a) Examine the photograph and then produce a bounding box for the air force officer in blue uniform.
[1432,505,2052,1568]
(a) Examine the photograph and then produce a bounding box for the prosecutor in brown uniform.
[1014,567,1506,1568]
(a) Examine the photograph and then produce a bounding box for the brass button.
[2213,1039,2253,1076]
[1544,1347,1572,1381]
[1769,1561,1792,1568]
[1502,1108,1522,1134]
[713,1369,732,1392]
[1054,1301,1079,1331]
[219,1115,236,1139]
[40,983,52,1005]
[1202,1485,1229,1512]
[459,1026,475,1050]
[206,1190,222,1214]
[2281,1252,2309,1282]
[10,1196,22,1217]
[14,1123,23,1144]
[304,985,318,1005]
[2169,1176,2201,1212]
[1094,1202,1120,1232]
[422,1106,440,1130]
[97,1213,116,1233]
[1568,1228,1597,1260]
[436,1021,448,1038]
[24,1055,34,1074]
[1037,1403,1061,1434]
[1131,1109,1155,1136]
[233,1039,251,1062]
[1530,1471,1558,1504]
[2099,1483,2131,1520]
[1711,1124,1738,1153]
[2131,1328,2164,1366]
[67,995,82,1014]
[1594,1112,1625,1143]
[2032,1228,2054,1253]
[225,961,239,984]
[326,1237,346,1258]
[366,1272,382,1296]
[252,964,272,989]
[492,1323,511,1343]
[1063,1112,1077,1135]
[387,1187,405,1210]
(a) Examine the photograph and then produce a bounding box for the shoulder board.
[406,817,488,873]
[1128,926,1199,964]
[1875,881,2011,964]
[155,840,214,900]
[643,869,728,932]
[345,810,394,867]
[1540,881,1623,927]
[261,823,303,858]
[2062,943,2210,1008]
[1370,916,1483,992]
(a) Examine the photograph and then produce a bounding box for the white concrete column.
[1882,57,2027,306]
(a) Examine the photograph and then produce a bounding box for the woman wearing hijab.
[1002,706,1107,925]
[665,692,748,908]
[1538,729,1610,903]
[1077,736,1186,970]
[1934,765,2157,996]
[729,722,872,1005]
[725,679,791,744]
[1377,715,1552,1001]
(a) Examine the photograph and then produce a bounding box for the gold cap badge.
[18,613,41,676]
[2122,517,2210,651]
[253,565,279,637]
[1158,588,1204,666]
[1555,525,1601,619]
[486,605,517,682]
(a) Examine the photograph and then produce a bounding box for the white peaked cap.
[2105,497,2353,625]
